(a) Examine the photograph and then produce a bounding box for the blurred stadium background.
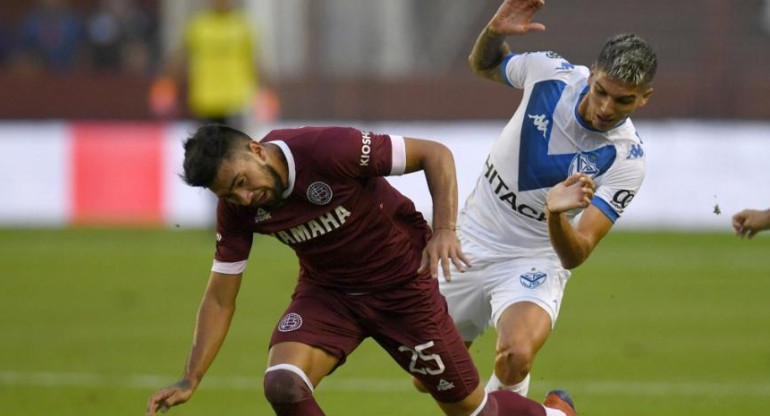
[1,1,768,415]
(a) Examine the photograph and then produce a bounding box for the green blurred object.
[1,229,768,415]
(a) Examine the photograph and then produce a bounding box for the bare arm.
[545,173,612,269]
[548,205,613,269]
[402,138,471,280]
[146,271,242,416]
[469,0,546,83]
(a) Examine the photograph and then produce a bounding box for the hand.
[417,228,472,281]
[146,379,196,416]
[732,208,770,239]
[488,0,546,36]
[546,173,596,215]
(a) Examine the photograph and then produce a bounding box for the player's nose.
[237,189,254,206]
[599,98,614,116]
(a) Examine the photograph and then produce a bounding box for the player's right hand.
[545,173,596,215]
[732,209,770,239]
[488,0,546,36]
[418,228,471,282]
[145,379,195,416]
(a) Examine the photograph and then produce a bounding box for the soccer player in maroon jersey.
[145,124,577,416]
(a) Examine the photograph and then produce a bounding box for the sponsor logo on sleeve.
[360,131,372,166]
[611,190,635,211]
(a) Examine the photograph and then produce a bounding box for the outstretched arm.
[146,272,242,416]
[402,138,471,281]
[732,208,770,239]
[546,173,613,269]
[469,0,546,83]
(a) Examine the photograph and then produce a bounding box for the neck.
[264,142,289,191]
[577,93,591,126]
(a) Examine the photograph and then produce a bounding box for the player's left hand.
[545,173,596,215]
[418,228,471,281]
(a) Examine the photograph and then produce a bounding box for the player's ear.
[587,64,597,84]
[639,86,654,107]
[248,140,264,158]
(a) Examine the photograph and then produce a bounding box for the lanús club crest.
[306,181,333,205]
[278,312,303,332]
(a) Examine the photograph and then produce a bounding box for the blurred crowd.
[0,0,159,75]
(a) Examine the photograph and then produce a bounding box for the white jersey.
[459,51,646,257]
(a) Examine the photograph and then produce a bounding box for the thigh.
[369,276,480,403]
[269,282,365,376]
[488,257,570,330]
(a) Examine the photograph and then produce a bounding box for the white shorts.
[439,238,571,341]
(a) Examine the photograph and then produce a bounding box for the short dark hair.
[596,33,657,86]
[181,124,252,188]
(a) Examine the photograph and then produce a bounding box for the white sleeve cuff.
[389,135,406,176]
[211,259,247,275]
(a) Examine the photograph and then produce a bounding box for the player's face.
[580,70,653,132]
[210,143,286,208]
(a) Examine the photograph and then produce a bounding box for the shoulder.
[504,51,587,88]
[262,126,361,145]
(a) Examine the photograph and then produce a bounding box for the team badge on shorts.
[278,312,303,332]
[520,270,547,289]
[306,182,333,205]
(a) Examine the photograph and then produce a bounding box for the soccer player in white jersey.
[416,0,657,398]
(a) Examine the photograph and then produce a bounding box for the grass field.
[1,228,768,415]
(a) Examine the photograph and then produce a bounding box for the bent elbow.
[559,255,587,270]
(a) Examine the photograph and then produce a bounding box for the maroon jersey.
[212,126,431,291]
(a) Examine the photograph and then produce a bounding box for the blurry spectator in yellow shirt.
[154,0,259,128]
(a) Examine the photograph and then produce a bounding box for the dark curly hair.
[181,124,252,188]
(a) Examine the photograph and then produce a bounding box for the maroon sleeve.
[213,199,253,265]
[312,127,396,179]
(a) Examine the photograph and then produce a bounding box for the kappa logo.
[436,379,455,391]
[520,269,547,289]
[254,208,271,223]
[627,144,644,159]
[527,114,549,138]
[306,181,333,205]
[278,313,303,332]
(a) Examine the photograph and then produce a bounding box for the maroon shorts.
[269,274,479,402]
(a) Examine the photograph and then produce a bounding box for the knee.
[263,365,314,405]
[495,342,535,375]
